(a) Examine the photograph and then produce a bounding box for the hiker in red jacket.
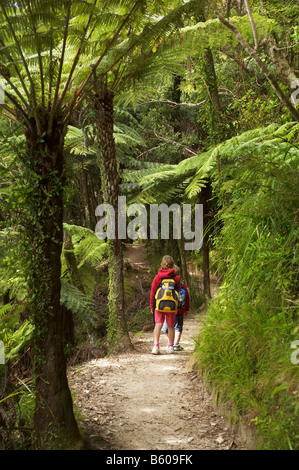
[150,255,180,355]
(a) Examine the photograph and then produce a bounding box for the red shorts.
[154,310,175,326]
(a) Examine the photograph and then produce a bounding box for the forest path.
[68,244,245,451]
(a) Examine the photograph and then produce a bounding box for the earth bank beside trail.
[68,312,246,451]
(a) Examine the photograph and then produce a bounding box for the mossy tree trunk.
[24,120,82,449]
[198,182,212,300]
[92,84,133,352]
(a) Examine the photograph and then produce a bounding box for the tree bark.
[198,182,212,300]
[261,34,299,89]
[178,235,190,287]
[24,122,82,449]
[244,0,259,50]
[78,161,94,229]
[171,74,182,135]
[203,47,222,114]
[92,83,133,352]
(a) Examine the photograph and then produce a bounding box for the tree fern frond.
[122,163,176,183]
[179,12,278,55]
[114,122,145,147]
[122,123,299,204]
[60,278,97,331]
[65,125,97,157]
[63,223,108,268]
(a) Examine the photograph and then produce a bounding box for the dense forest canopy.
[0,0,298,451]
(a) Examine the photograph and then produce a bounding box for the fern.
[0,302,34,364]
[63,223,108,269]
[60,279,97,331]
[64,126,97,157]
[179,13,278,55]
[120,122,299,211]
[4,321,34,363]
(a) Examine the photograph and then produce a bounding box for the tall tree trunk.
[79,161,93,229]
[24,122,82,449]
[92,84,133,352]
[198,182,212,300]
[171,74,182,135]
[197,20,220,299]
[203,47,221,113]
[178,235,190,286]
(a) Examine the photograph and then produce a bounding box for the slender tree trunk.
[171,74,182,135]
[24,123,82,449]
[198,182,212,300]
[178,235,189,286]
[196,23,219,299]
[92,83,133,352]
[79,161,93,229]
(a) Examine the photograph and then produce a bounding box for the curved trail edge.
[68,245,245,451]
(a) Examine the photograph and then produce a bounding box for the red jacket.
[150,269,181,311]
[178,282,190,315]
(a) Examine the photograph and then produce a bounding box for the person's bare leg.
[167,325,175,345]
[154,323,163,344]
[175,331,182,344]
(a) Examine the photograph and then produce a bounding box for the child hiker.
[150,255,180,355]
[161,265,190,351]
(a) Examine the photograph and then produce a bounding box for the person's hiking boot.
[173,343,184,351]
[152,346,160,355]
[166,345,174,354]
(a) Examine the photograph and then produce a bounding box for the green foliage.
[60,279,97,331]
[0,0,298,450]
[181,13,278,54]
[63,223,107,269]
[0,303,34,364]
[127,307,153,333]
[124,122,299,206]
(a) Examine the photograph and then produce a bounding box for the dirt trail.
[68,245,245,451]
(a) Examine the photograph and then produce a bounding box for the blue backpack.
[178,284,187,310]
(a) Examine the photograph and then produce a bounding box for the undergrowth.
[193,132,299,450]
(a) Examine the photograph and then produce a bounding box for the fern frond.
[122,123,299,203]
[60,278,97,331]
[63,223,108,268]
